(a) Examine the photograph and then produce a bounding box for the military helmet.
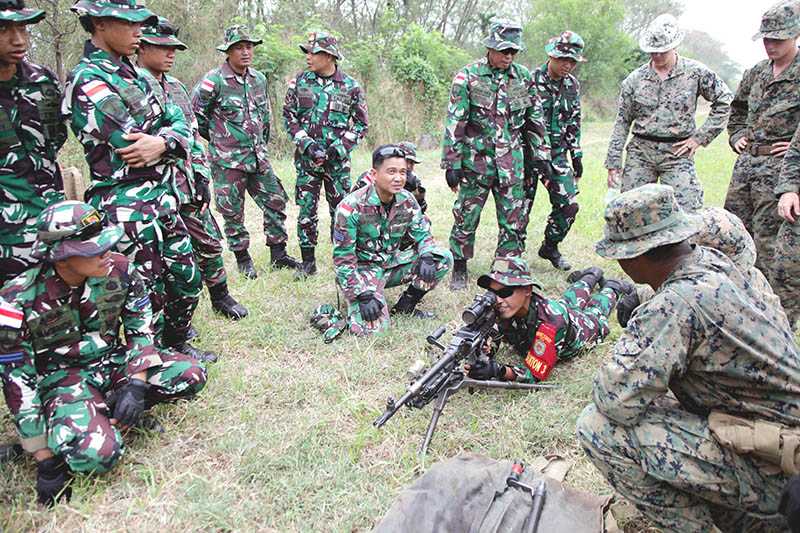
[31,201,123,262]
[752,0,800,40]
[483,20,525,52]
[300,31,342,60]
[0,0,45,24]
[140,16,186,50]
[544,31,587,62]
[216,24,262,52]
[477,256,541,289]
[639,13,685,53]
[397,141,422,163]
[70,0,156,25]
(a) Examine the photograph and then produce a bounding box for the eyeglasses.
[488,286,516,298]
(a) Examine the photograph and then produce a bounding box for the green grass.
[0,121,737,532]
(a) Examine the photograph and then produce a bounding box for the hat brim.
[71,2,157,24]
[217,38,262,52]
[547,50,587,62]
[299,43,341,59]
[639,31,685,53]
[0,8,45,23]
[752,28,800,41]
[485,39,524,52]
[140,35,187,50]
[595,216,699,260]
[405,155,422,163]
[45,225,123,262]
[477,273,533,289]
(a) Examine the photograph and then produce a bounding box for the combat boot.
[209,282,248,320]
[270,244,300,270]
[538,240,571,271]
[566,267,605,288]
[392,286,435,319]
[294,247,317,280]
[450,259,468,290]
[603,278,635,298]
[234,249,258,279]
[163,329,219,364]
[0,443,22,463]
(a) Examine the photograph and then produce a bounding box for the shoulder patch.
[82,79,113,104]
[0,300,23,329]
[200,78,216,93]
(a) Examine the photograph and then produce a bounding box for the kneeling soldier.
[0,201,207,505]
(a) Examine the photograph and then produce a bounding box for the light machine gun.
[374,292,557,455]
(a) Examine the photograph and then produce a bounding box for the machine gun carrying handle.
[426,325,447,350]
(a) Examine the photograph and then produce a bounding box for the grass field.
[1,121,738,532]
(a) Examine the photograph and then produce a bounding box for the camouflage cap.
[689,207,756,270]
[0,0,45,24]
[483,20,524,52]
[477,256,540,289]
[140,16,186,50]
[398,141,422,163]
[595,184,699,260]
[639,13,685,53]
[299,31,342,60]
[545,31,587,62]
[216,24,262,53]
[70,0,156,25]
[31,201,123,262]
[752,0,800,40]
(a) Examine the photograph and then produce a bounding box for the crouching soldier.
[0,201,206,505]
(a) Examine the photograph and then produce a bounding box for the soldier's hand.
[417,254,437,284]
[531,160,553,184]
[306,142,327,166]
[772,141,792,157]
[572,156,583,179]
[118,133,167,167]
[198,184,212,212]
[357,291,383,323]
[733,137,749,154]
[445,169,463,192]
[465,359,507,381]
[607,168,621,188]
[36,456,71,507]
[778,193,800,223]
[672,137,700,157]
[112,378,148,428]
[616,290,641,328]
[326,144,341,161]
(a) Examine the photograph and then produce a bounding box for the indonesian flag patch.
[83,80,112,104]
[0,300,23,329]
[200,78,215,93]
[524,322,558,381]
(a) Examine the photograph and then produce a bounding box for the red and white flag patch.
[83,80,112,104]
[201,78,215,93]
[0,301,23,329]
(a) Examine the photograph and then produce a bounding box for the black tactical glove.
[417,254,437,284]
[306,142,327,165]
[467,358,507,381]
[572,156,583,178]
[357,291,383,322]
[36,456,71,506]
[616,290,641,328]
[445,168,463,188]
[326,144,341,161]
[531,160,552,182]
[197,182,211,207]
[113,378,148,428]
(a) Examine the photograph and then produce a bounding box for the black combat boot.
[270,244,300,270]
[163,329,219,364]
[392,285,435,319]
[294,247,317,280]
[234,249,258,279]
[566,267,605,289]
[450,259,468,290]
[538,240,571,271]
[603,278,635,298]
[0,443,22,463]
[209,282,248,320]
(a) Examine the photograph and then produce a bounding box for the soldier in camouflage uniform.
[0,1,65,287]
[467,256,631,383]
[333,145,452,336]
[777,120,800,328]
[578,184,800,533]
[0,201,207,505]
[605,14,732,211]
[729,1,800,323]
[283,32,369,279]
[137,18,247,321]
[62,0,215,362]
[192,25,299,280]
[529,31,587,271]
[441,21,551,290]
[352,141,427,213]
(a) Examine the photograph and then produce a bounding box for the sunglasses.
[375,145,407,159]
[488,286,516,298]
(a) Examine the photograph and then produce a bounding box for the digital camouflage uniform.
[63,2,200,348]
[606,15,732,211]
[776,123,800,326]
[728,2,800,323]
[530,32,586,246]
[192,26,291,258]
[579,184,799,533]
[283,32,369,250]
[0,202,206,473]
[441,22,550,262]
[332,183,452,336]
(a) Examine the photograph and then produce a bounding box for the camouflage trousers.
[622,138,703,211]
[450,170,527,261]
[525,153,580,245]
[180,202,226,289]
[116,214,201,343]
[341,247,453,336]
[211,163,289,253]
[775,217,800,327]
[294,158,351,248]
[559,280,616,359]
[40,350,206,473]
[577,400,790,533]
[0,218,37,288]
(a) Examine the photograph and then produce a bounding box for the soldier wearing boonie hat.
[578,183,800,533]
[605,13,732,213]
[467,255,630,384]
[0,200,207,505]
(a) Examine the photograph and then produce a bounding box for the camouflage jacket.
[332,184,434,300]
[283,68,368,160]
[440,58,550,184]
[0,253,161,451]
[778,123,800,194]
[533,63,582,161]
[605,56,733,169]
[192,61,271,173]
[62,41,190,223]
[0,60,66,242]
[593,247,800,427]
[728,53,800,152]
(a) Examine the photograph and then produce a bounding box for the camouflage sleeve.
[332,199,366,301]
[693,67,733,146]
[604,77,635,169]
[191,73,219,141]
[525,83,551,162]
[776,124,800,195]
[158,100,191,160]
[332,83,369,157]
[727,67,754,150]
[440,68,470,170]
[282,76,313,153]
[592,289,692,425]
[66,73,140,150]
[407,198,437,255]
[120,266,162,377]
[48,69,68,152]
[566,80,582,158]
